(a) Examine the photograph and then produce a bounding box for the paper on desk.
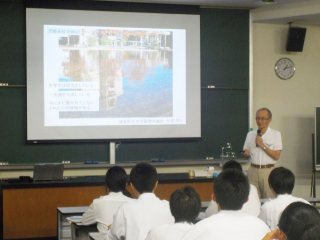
[194,169,214,178]
[66,215,83,224]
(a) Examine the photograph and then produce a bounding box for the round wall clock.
[274,58,295,80]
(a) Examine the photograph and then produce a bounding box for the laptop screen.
[33,164,64,181]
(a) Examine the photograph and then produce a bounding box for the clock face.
[274,58,295,80]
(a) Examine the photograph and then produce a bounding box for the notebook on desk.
[33,164,64,181]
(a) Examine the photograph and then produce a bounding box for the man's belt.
[251,163,274,169]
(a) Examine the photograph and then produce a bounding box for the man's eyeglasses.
[256,117,269,121]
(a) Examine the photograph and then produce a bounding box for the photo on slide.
[44,25,175,123]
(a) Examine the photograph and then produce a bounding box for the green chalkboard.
[0,1,249,164]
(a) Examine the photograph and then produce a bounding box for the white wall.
[252,22,320,197]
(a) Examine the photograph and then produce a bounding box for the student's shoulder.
[122,195,134,201]
[117,198,138,209]
[151,224,175,233]
[294,196,310,205]
[147,224,175,240]
[92,195,108,203]
[261,198,277,210]
[196,214,218,227]
[160,199,170,205]
[249,184,258,193]
[181,217,216,240]
[148,197,170,208]
[241,213,270,228]
[247,215,270,230]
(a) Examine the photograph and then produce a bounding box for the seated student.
[204,160,260,217]
[301,223,320,240]
[81,166,132,232]
[259,167,309,230]
[182,169,269,240]
[262,202,320,240]
[146,186,201,240]
[105,162,174,240]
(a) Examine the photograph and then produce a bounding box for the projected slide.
[27,8,200,140]
[44,25,185,126]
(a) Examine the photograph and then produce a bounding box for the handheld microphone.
[256,129,262,147]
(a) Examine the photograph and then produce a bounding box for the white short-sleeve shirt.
[182,210,270,240]
[81,192,132,233]
[146,222,193,240]
[259,194,310,230]
[106,193,174,240]
[243,127,282,165]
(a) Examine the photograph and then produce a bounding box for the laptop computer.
[33,164,64,181]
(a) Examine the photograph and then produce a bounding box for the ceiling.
[7,0,317,25]
[102,0,304,9]
[107,0,320,25]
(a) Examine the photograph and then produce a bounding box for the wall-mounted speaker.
[286,27,307,52]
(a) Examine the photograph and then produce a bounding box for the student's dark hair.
[130,162,158,193]
[302,223,320,240]
[170,186,201,223]
[278,202,320,240]
[268,167,295,194]
[222,160,243,172]
[105,166,128,194]
[214,169,249,210]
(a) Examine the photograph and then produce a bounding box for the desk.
[57,206,88,240]
[0,173,213,240]
[71,222,98,240]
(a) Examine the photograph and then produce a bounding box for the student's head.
[301,223,320,240]
[268,167,295,195]
[278,202,320,240]
[222,160,242,172]
[130,162,158,194]
[169,186,201,223]
[213,169,249,210]
[105,166,128,193]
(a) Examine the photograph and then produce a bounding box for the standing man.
[243,108,282,199]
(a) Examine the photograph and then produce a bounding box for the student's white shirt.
[106,192,174,240]
[81,192,132,233]
[204,184,261,217]
[146,222,192,240]
[259,194,310,230]
[182,210,270,240]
